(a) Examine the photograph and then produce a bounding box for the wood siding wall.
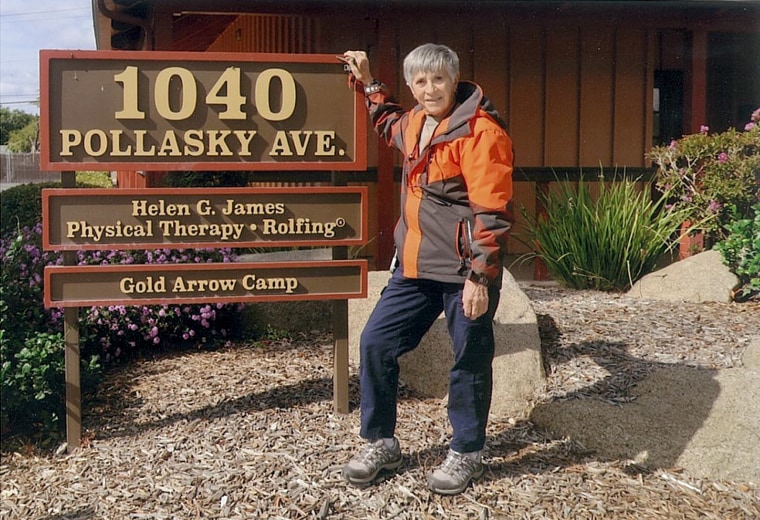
[318,12,655,254]
[195,10,657,257]
[152,4,756,263]
[205,14,320,54]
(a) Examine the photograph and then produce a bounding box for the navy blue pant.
[359,270,501,453]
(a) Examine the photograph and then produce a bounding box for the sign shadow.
[527,313,720,471]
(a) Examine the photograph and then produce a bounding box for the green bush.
[1,331,102,441]
[520,177,691,291]
[648,109,760,245]
[0,182,59,237]
[715,204,760,300]
[0,175,111,238]
[164,171,253,187]
[1,182,243,444]
[0,234,101,441]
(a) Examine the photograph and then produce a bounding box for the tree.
[0,107,36,145]
[7,120,40,152]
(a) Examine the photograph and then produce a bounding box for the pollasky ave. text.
[58,129,345,159]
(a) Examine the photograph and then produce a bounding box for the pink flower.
[746,122,756,131]
[707,199,722,213]
[718,152,729,163]
[752,108,760,123]
[700,125,709,134]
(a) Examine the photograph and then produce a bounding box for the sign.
[43,186,367,250]
[39,50,367,171]
[45,260,367,308]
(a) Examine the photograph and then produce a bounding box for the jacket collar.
[405,81,506,157]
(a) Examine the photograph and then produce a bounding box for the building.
[91,0,760,267]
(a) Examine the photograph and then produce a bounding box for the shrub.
[0,182,59,237]
[520,177,691,291]
[1,331,102,441]
[1,222,243,360]
[648,108,760,245]
[164,171,253,187]
[1,221,244,441]
[0,234,101,440]
[714,204,760,300]
[0,175,111,238]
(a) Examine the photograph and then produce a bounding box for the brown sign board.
[43,186,367,250]
[39,50,367,171]
[45,260,367,308]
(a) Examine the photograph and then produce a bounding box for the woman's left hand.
[463,279,489,320]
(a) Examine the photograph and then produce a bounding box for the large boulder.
[531,339,760,483]
[627,249,739,303]
[237,249,333,333]
[348,270,545,419]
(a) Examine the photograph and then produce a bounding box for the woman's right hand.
[339,51,374,85]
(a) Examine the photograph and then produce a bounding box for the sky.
[0,0,96,115]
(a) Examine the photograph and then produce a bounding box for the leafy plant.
[0,182,59,237]
[1,220,244,442]
[0,175,111,238]
[0,107,35,145]
[519,176,692,291]
[6,119,39,152]
[0,233,101,441]
[714,204,760,300]
[164,170,253,187]
[648,108,760,245]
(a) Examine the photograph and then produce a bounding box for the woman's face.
[408,69,458,121]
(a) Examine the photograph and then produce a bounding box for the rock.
[237,249,334,333]
[627,249,739,303]
[530,338,760,484]
[348,270,545,419]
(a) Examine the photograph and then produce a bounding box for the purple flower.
[718,152,729,163]
[707,199,722,213]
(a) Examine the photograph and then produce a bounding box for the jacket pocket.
[456,218,473,275]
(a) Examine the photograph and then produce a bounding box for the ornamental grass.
[520,177,692,291]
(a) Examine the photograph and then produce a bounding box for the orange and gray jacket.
[367,80,514,287]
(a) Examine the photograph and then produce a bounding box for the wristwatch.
[364,79,382,95]
[468,271,490,286]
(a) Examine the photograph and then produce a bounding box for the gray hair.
[403,43,459,85]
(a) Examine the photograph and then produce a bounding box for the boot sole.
[427,466,485,495]
[343,458,403,486]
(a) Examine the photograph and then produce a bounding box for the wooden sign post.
[40,50,369,450]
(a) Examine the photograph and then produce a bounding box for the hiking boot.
[427,449,484,495]
[342,438,402,486]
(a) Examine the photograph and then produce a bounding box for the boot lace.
[439,451,479,480]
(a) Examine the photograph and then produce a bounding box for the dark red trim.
[42,186,368,251]
[45,259,367,308]
[39,50,367,172]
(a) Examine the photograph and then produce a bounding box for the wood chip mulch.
[1,285,759,519]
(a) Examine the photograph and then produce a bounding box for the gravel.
[1,284,758,519]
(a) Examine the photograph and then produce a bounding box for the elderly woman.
[339,43,514,495]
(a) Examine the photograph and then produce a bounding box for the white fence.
[0,153,60,190]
